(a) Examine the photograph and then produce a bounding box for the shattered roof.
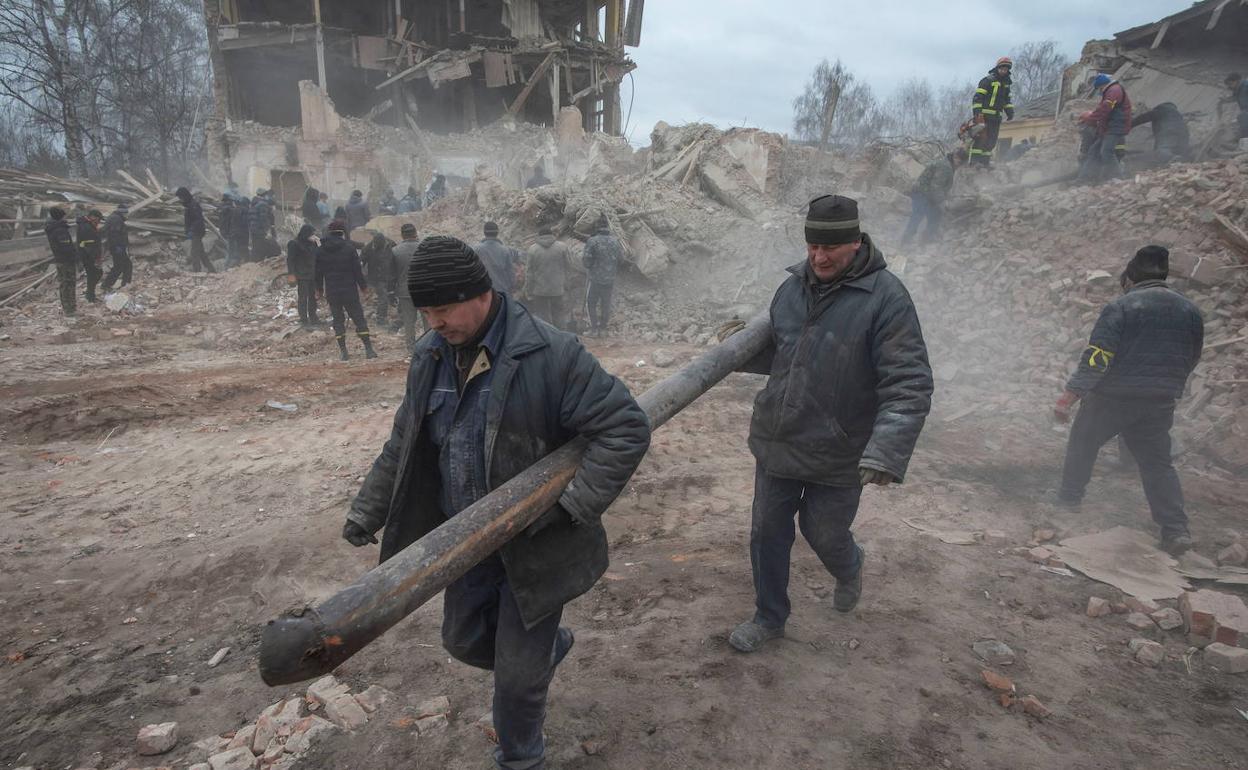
[1115,0,1248,47]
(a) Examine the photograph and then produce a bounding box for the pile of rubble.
[910,153,1248,472]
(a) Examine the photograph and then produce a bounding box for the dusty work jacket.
[913,157,956,203]
[104,210,128,251]
[525,234,570,297]
[314,234,366,303]
[45,218,77,263]
[347,297,651,626]
[1088,82,1132,137]
[75,217,102,263]
[973,72,1013,121]
[476,237,520,293]
[745,234,933,486]
[1066,280,1203,401]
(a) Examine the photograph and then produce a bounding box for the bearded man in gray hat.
[342,235,650,769]
[722,194,934,653]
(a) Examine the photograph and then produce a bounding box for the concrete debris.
[1086,597,1113,618]
[972,639,1016,666]
[136,722,178,755]
[651,349,678,368]
[306,675,351,705]
[206,647,230,667]
[1125,612,1157,631]
[207,746,257,770]
[415,713,449,734]
[1129,638,1166,667]
[1180,589,1248,648]
[1150,607,1184,631]
[323,693,369,730]
[414,695,452,720]
[1204,642,1248,674]
[354,685,394,714]
[1217,542,1248,567]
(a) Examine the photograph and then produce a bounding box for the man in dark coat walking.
[44,207,78,316]
[75,209,105,303]
[175,187,215,273]
[343,235,650,770]
[723,195,933,653]
[315,219,376,360]
[1054,246,1204,555]
[287,224,320,325]
[360,231,395,325]
[582,216,622,336]
[101,203,131,291]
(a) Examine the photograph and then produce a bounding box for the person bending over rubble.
[720,195,933,653]
[901,148,967,246]
[1078,73,1132,184]
[44,207,79,317]
[341,236,650,770]
[1054,246,1204,556]
[315,219,377,361]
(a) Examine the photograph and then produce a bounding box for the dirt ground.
[3,271,1248,770]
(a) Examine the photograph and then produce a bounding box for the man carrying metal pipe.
[720,194,934,653]
[341,235,650,770]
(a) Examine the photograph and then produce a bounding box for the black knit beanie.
[1126,245,1169,282]
[484,221,499,237]
[407,236,493,307]
[805,194,861,245]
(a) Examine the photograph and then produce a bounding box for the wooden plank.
[375,55,433,90]
[144,168,163,194]
[116,169,155,198]
[507,52,556,116]
[1206,0,1232,30]
[127,189,168,218]
[1150,20,1170,49]
[1214,213,1248,256]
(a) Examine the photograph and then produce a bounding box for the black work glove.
[858,467,896,487]
[342,520,378,547]
[525,504,573,538]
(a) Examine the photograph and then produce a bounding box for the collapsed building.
[200,0,642,203]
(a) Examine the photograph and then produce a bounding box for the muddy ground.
[2,274,1247,770]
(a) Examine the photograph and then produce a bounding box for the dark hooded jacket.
[286,224,318,281]
[177,190,206,238]
[75,216,102,262]
[744,234,933,486]
[345,192,371,230]
[1065,280,1203,401]
[1133,103,1190,158]
[346,296,651,627]
[314,233,367,302]
[44,216,77,263]
[250,195,274,237]
[360,235,395,288]
[525,233,569,297]
[104,209,128,251]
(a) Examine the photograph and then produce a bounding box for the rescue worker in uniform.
[287,224,319,326]
[720,195,933,653]
[582,216,623,336]
[1055,246,1203,556]
[361,231,395,325]
[390,223,423,353]
[315,219,377,361]
[342,235,650,770]
[970,57,1014,167]
[76,209,105,303]
[1078,73,1133,184]
[44,207,78,316]
[101,203,131,292]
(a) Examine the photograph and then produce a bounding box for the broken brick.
[1150,608,1183,631]
[1129,638,1165,667]
[1026,546,1054,563]
[1217,542,1247,567]
[980,669,1015,693]
[137,722,178,756]
[1205,642,1248,674]
[1125,612,1157,631]
[1180,589,1248,647]
[1019,695,1051,719]
[323,693,368,730]
[1086,597,1112,618]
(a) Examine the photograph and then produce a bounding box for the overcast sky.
[621,0,1187,143]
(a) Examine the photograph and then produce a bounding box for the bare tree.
[793,58,889,148]
[1010,39,1071,107]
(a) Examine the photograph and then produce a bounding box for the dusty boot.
[337,337,349,361]
[1160,532,1192,556]
[728,620,784,653]
[833,547,865,613]
[362,335,378,359]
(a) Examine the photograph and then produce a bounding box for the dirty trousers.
[295,279,318,323]
[55,261,77,314]
[396,295,421,352]
[328,295,370,340]
[81,253,102,301]
[586,282,613,330]
[443,554,567,770]
[526,295,566,329]
[1059,393,1188,538]
[749,462,864,629]
[970,117,1000,164]
[900,193,942,244]
[186,236,216,273]
[102,246,132,290]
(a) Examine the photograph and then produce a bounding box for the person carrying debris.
[524,225,570,328]
[1078,73,1132,184]
[720,194,933,653]
[101,202,131,292]
[360,231,395,325]
[75,209,105,303]
[286,224,320,326]
[476,221,522,295]
[44,207,78,317]
[1132,103,1191,166]
[900,148,967,246]
[345,189,371,237]
[582,215,622,336]
[315,219,377,361]
[175,187,215,274]
[341,235,650,770]
[389,222,423,352]
[1054,246,1203,556]
[969,57,1014,167]
[1226,72,1248,139]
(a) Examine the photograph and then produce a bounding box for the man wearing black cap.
[1054,246,1204,555]
[583,215,622,336]
[101,203,131,292]
[725,194,933,653]
[315,219,377,360]
[175,187,215,273]
[476,221,521,295]
[342,235,650,770]
[75,209,105,303]
[44,207,79,316]
[390,223,422,352]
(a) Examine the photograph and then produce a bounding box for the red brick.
[1180,589,1248,647]
[1086,597,1112,618]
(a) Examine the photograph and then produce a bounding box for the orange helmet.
[996,56,1013,68]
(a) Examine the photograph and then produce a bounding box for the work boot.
[833,547,865,613]
[1053,492,1082,510]
[553,627,575,667]
[1160,532,1193,557]
[362,336,378,359]
[728,620,784,653]
[337,337,349,361]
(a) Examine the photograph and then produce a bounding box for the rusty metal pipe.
[259,313,771,685]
